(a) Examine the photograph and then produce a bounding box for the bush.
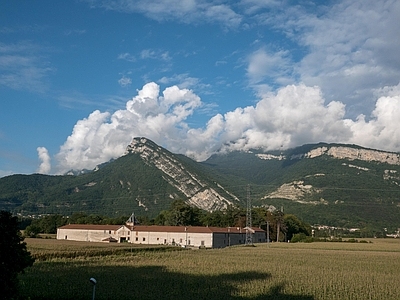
[290,233,318,243]
[347,238,358,243]
[290,233,307,243]
[24,224,41,238]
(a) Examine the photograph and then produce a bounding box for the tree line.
[22,199,311,242]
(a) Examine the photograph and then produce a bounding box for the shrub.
[290,233,307,243]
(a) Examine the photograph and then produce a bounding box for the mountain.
[1,138,399,231]
[0,137,238,217]
[202,143,400,231]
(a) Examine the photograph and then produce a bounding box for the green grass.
[19,238,400,299]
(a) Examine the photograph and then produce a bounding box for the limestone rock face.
[125,137,236,211]
[262,144,400,203]
[296,146,400,165]
[263,180,327,205]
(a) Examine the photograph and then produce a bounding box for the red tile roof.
[58,224,265,234]
[130,225,264,234]
[58,224,123,231]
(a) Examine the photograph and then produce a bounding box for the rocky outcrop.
[263,180,326,205]
[125,137,235,211]
[293,146,400,165]
[256,153,285,160]
[256,145,400,165]
[260,145,400,203]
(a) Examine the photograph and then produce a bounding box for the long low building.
[56,224,131,243]
[57,224,266,248]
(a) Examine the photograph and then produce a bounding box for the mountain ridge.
[0,138,399,231]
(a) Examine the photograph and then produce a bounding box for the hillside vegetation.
[1,139,399,232]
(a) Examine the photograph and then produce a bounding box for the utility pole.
[276,207,283,242]
[245,185,253,245]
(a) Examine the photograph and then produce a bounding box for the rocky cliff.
[257,145,400,165]
[297,146,400,165]
[258,144,400,204]
[125,137,237,211]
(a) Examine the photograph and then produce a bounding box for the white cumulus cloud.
[281,0,400,117]
[247,48,291,84]
[345,93,400,150]
[55,82,201,173]
[53,81,400,174]
[37,147,51,174]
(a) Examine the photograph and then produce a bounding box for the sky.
[1,0,400,177]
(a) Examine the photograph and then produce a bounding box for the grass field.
[19,238,400,299]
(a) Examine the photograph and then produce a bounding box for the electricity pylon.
[245,184,253,245]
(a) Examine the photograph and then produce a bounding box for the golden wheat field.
[19,238,400,300]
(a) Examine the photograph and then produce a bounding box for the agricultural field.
[19,238,400,299]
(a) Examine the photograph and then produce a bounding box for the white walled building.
[57,224,131,243]
[57,224,266,248]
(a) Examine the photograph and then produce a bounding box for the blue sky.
[1,0,400,176]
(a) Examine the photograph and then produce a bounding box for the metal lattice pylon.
[245,185,253,245]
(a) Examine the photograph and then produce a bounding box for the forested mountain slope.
[1,138,399,231]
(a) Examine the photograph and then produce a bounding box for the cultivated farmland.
[20,238,400,299]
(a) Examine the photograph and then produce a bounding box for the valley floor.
[20,238,400,299]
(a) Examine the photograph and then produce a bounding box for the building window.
[65,235,67,240]
[157,237,159,241]
[180,238,182,243]
[143,237,145,241]
[109,230,111,234]
[127,232,130,235]
[135,237,138,241]
[201,241,205,246]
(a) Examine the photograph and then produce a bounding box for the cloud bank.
[47,81,400,174]
[34,0,400,174]
[281,0,400,117]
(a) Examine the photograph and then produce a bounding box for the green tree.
[252,207,268,228]
[23,214,67,235]
[38,214,67,233]
[24,223,41,238]
[284,214,311,241]
[220,205,245,227]
[154,210,170,225]
[201,210,223,227]
[0,210,35,299]
[252,207,273,242]
[165,199,203,226]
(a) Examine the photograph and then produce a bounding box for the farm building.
[57,224,266,248]
[56,224,131,243]
[129,225,266,248]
